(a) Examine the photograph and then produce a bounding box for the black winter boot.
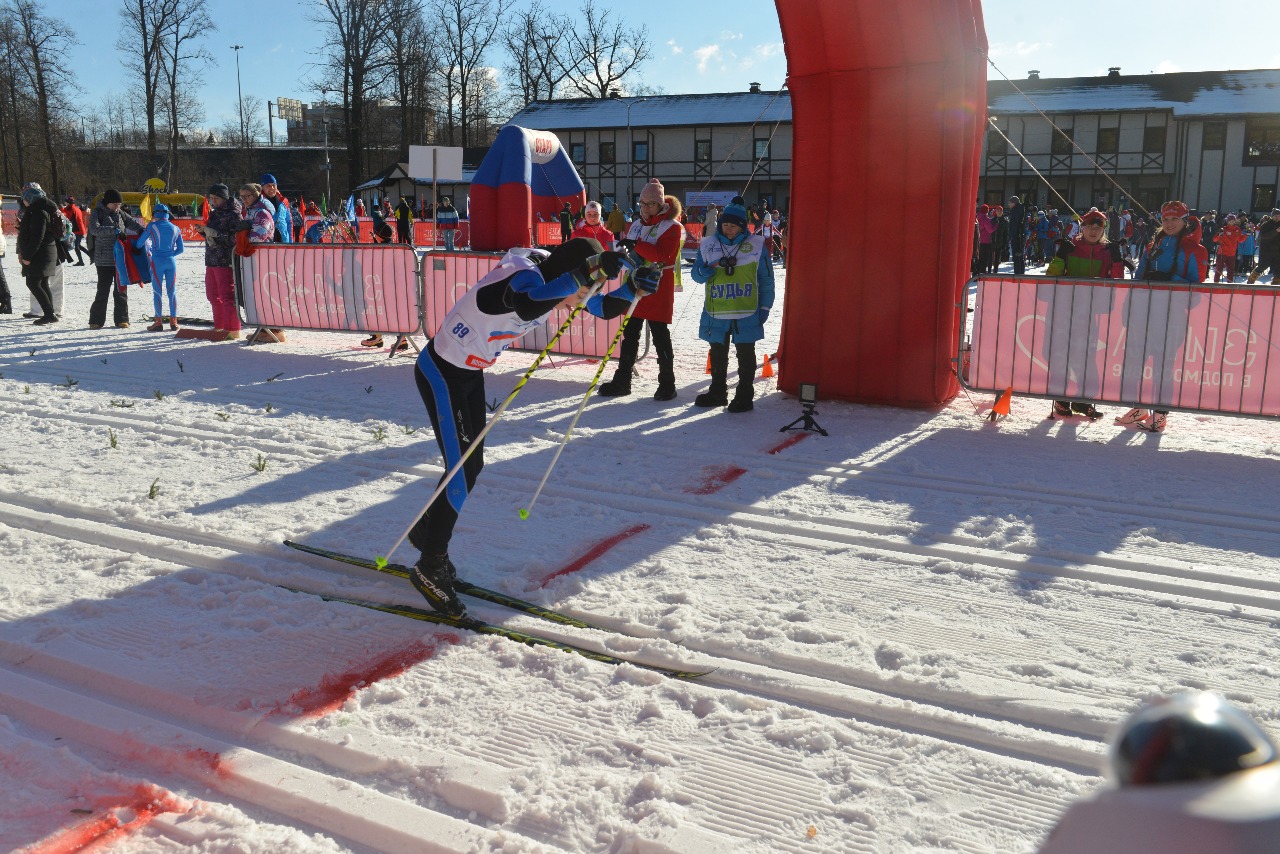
[694,342,729,407]
[726,344,756,413]
[411,553,466,617]
[653,349,676,401]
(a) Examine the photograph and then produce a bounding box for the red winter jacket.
[1214,224,1246,256]
[570,221,614,249]
[625,195,684,324]
[62,203,86,235]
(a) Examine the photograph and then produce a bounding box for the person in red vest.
[62,196,88,264]
[1213,214,1247,282]
[598,179,684,401]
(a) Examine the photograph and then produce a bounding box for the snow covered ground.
[2,240,1280,853]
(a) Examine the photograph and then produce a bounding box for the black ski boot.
[726,344,756,412]
[597,373,632,397]
[694,342,729,407]
[411,553,466,617]
[1071,402,1103,420]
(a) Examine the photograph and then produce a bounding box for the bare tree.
[563,1,650,99]
[9,0,79,197]
[0,17,27,186]
[118,0,179,163]
[501,1,572,106]
[384,0,440,159]
[158,0,214,186]
[432,0,510,147]
[312,0,397,193]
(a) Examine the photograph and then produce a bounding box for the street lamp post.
[320,88,331,206]
[230,45,245,148]
[625,97,649,212]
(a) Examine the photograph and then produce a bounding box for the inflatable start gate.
[775,0,987,407]
[469,125,586,251]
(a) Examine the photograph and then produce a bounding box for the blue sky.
[58,0,1280,129]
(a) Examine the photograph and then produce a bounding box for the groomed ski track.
[4,259,1280,852]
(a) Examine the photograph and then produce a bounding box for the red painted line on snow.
[767,433,810,454]
[27,785,184,854]
[684,464,748,495]
[539,524,651,588]
[270,638,451,718]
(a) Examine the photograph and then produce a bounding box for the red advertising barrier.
[966,275,1280,417]
[237,243,420,334]
[2,209,17,235]
[421,250,627,359]
[296,217,471,247]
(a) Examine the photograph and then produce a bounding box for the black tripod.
[780,402,828,436]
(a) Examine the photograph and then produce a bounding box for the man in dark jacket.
[558,203,573,243]
[395,197,414,245]
[1008,195,1026,275]
[1248,209,1280,283]
[16,186,60,325]
[88,188,145,329]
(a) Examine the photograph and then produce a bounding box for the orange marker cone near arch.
[760,353,774,379]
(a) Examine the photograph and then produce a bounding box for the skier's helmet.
[1110,692,1278,787]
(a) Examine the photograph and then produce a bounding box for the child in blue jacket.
[136,203,185,331]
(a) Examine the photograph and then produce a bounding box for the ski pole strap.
[381,279,608,561]
[522,293,643,518]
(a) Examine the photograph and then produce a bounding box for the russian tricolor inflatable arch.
[470,125,587,251]
[775,0,987,407]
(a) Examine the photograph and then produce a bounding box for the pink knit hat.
[638,178,666,205]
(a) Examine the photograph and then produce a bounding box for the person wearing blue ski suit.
[136,203,184,331]
[689,196,775,413]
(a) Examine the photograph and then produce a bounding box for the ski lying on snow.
[278,585,709,680]
[283,539,606,631]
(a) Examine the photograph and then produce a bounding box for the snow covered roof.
[355,163,476,192]
[508,92,792,130]
[507,70,1280,132]
[988,69,1280,117]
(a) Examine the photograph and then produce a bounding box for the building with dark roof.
[506,68,1280,219]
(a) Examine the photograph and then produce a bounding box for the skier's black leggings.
[409,341,487,557]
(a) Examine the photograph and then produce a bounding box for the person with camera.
[689,196,775,413]
[1114,200,1207,432]
[403,238,658,617]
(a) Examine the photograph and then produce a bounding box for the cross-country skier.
[407,237,659,616]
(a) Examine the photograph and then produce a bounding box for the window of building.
[570,142,585,164]
[695,139,711,162]
[1143,125,1167,154]
[1254,184,1277,211]
[986,129,1008,155]
[1245,121,1280,163]
[632,140,648,162]
[1203,121,1226,150]
[600,141,615,164]
[754,139,770,161]
[1050,128,1074,156]
[1097,127,1119,154]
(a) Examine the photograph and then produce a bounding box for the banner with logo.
[967,276,1280,416]
[239,244,420,334]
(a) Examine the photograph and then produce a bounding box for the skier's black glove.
[615,238,636,251]
[232,219,253,233]
[632,266,661,294]
[1054,239,1073,260]
[574,251,626,289]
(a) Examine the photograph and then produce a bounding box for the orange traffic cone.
[986,387,1012,421]
[705,350,712,374]
[760,353,774,379]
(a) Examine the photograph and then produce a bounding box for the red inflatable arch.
[775,0,987,407]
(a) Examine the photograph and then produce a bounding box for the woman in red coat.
[598,179,685,401]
